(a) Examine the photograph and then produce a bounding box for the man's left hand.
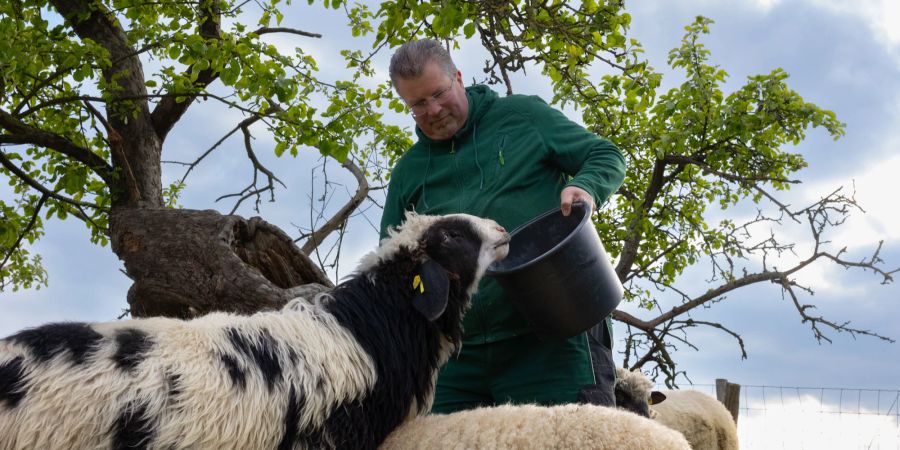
[560,186,595,216]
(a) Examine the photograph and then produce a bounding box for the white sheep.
[379,403,692,450]
[652,389,739,450]
[0,212,510,450]
[614,367,740,450]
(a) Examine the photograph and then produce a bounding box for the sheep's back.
[0,307,377,450]
[653,390,739,450]
[380,403,691,450]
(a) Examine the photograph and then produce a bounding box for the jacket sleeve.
[530,97,626,206]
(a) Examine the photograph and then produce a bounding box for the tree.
[585,17,897,383]
[0,0,412,316]
[1,0,641,314]
[1,1,894,384]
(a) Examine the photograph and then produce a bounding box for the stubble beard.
[429,114,457,140]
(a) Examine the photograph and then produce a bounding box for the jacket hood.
[414,85,497,145]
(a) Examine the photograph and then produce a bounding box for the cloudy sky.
[2,0,899,444]
[624,0,900,387]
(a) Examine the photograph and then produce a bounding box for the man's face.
[394,61,468,141]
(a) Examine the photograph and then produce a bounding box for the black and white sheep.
[615,367,740,450]
[0,212,509,450]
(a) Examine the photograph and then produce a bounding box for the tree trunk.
[110,208,333,319]
[47,0,339,320]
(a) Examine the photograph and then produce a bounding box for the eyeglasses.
[408,80,454,117]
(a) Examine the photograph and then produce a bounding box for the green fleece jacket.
[379,85,626,344]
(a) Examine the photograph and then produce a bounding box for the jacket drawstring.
[474,122,484,190]
[421,144,432,209]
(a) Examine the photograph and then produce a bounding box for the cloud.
[837,154,900,243]
[787,0,900,75]
[806,0,900,49]
[746,0,782,12]
[796,130,900,250]
[738,392,900,449]
[688,85,900,298]
[741,0,900,52]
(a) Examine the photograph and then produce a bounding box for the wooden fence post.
[716,378,741,424]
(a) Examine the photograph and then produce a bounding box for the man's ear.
[411,259,450,321]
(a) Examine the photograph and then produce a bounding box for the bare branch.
[216,185,272,214]
[616,185,898,380]
[215,117,286,214]
[477,19,515,95]
[167,102,282,189]
[301,159,369,254]
[680,319,748,359]
[176,120,244,183]
[780,278,895,344]
[817,240,897,284]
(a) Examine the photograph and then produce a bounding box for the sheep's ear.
[411,259,450,321]
[649,391,667,405]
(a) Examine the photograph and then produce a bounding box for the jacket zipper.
[451,138,489,341]
[452,140,463,212]
[498,134,506,169]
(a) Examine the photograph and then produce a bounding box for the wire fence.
[675,383,900,450]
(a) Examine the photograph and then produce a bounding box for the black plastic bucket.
[485,202,623,341]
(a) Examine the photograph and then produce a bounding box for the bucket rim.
[486,201,592,276]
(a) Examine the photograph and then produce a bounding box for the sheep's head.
[614,367,667,418]
[416,214,509,299]
[361,212,509,324]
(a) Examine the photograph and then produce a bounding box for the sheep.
[652,390,739,450]
[378,403,692,450]
[614,368,739,450]
[614,366,668,418]
[0,212,510,450]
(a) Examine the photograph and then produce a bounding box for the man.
[380,39,626,413]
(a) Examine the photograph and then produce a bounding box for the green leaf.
[464,22,476,39]
[274,141,287,157]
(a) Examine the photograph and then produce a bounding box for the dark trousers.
[577,316,616,407]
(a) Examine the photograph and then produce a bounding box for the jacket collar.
[414,85,497,146]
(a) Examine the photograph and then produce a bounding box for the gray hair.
[389,39,457,85]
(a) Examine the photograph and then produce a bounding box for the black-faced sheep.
[613,366,668,419]
[378,403,692,450]
[0,212,509,450]
[615,367,740,450]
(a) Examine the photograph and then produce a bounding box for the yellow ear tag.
[413,275,425,294]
